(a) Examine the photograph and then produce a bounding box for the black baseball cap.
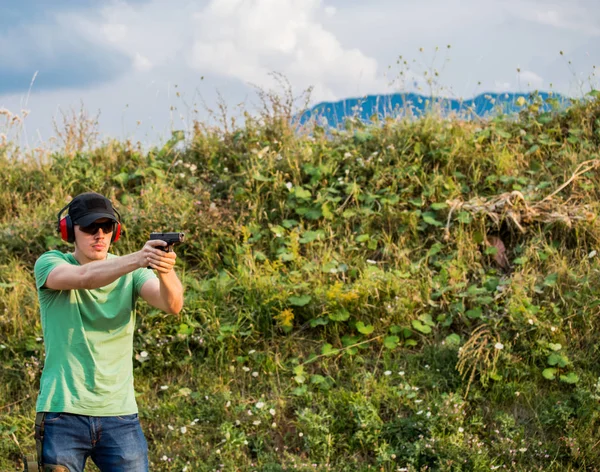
[68,192,118,226]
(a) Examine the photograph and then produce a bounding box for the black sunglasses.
[79,221,115,235]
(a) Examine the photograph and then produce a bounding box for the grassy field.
[2,91,600,471]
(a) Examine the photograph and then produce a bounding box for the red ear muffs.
[58,214,75,243]
[112,222,121,243]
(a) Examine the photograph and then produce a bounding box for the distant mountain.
[298,91,569,127]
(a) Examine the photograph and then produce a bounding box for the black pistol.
[150,232,185,253]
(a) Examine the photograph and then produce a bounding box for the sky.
[1,0,599,147]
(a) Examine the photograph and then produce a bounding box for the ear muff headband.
[57,203,122,243]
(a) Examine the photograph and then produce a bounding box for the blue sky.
[1,0,599,146]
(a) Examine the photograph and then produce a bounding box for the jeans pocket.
[116,413,139,422]
[44,413,64,422]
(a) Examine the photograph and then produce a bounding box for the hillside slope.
[1,92,600,471]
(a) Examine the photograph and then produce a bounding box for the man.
[33,192,184,472]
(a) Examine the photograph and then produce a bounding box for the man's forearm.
[80,252,141,289]
[158,270,184,315]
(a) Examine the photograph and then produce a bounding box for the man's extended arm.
[44,240,172,291]
[139,271,184,315]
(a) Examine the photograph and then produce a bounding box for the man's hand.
[139,240,177,274]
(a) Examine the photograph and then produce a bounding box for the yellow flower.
[274,308,294,329]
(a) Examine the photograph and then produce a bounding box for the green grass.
[2,91,600,470]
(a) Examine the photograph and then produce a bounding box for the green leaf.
[269,225,286,237]
[543,273,558,287]
[356,321,374,335]
[294,187,312,199]
[496,129,512,139]
[445,333,461,347]
[548,353,568,368]
[548,343,562,351]
[466,307,482,319]
[321,343,337,356]
[282,219,299,228]
[288,295,312,306]
[542,368,557,380]
[341,335,359,347]
[299,231,319,244]
[525,144,540,155]
[311,374,325,384]
[457,211,472,224]
[292,385,308,396]
[559,372,579,384]
[405,339,418,347]
[252,173,272,182]
[422,212,443,227]
[321,203,334,220]
[356,234,370,243]
[383,336,399,349]
[178,387,192,397]
[177,323,194,336]
[279,252,295,262]
[427,243,443,257]
[329,309,350,322]
[537,113,553,125]
[431,202,448,210]
[489,372,503,381]
[484,246,498,256]
[304,208,322,220]
[411,319,432,334]
[389,325,402,334]
[113,172,130,185]
[310,317,329,327]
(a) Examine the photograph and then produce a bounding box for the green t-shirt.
[34,250,157,416]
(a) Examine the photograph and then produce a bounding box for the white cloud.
[187,0,385,101]
[102,23,127,43]
[493,81,512,92]
[504,0,600,36]
[133,53,153,72]
[519,70,544,89]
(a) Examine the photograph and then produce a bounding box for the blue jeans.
[42,412,149,472]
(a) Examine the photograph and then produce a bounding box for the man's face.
[73,218,114,262]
